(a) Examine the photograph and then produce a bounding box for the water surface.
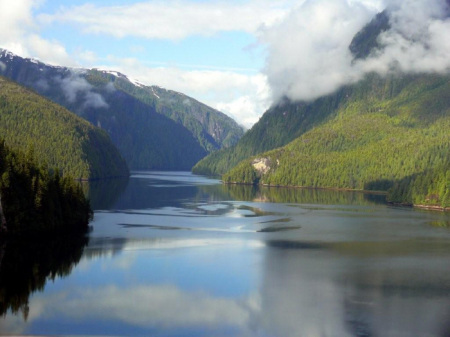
[1,171,449,336]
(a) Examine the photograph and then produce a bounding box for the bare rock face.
[252,158,271,175]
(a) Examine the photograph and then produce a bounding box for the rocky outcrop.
[252,158,271,175]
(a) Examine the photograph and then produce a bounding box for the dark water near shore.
[1,171,450,336]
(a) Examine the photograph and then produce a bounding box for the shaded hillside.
[0,50,244,169]
[0,77,128,179]
[86,69,243,151]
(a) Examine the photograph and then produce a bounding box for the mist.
[261,0,450,103]
[55,72,109,110]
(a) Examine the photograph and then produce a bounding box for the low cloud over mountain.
[262,0,450,103]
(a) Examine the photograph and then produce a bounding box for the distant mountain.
[195,10,450,209]
[0,49,244,170]
[0,76,128,180]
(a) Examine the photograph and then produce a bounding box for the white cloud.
[0,0,35,40]
[0,0,74,66]
[0,0,35,55]
[261,0,450,103]
[55,72,109,109]
[358,0,450,74]
[29,285,251,328]
[39,0,297,40]
[260,0,375,102]
[26,34,74,66]
[216,74,271,127]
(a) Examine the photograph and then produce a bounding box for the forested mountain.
[195,10,450,209]
[0,76,128,180]
[193,86,356,176]
[0,50,244,170]
[223,73,449,208]
[193,11,393,177]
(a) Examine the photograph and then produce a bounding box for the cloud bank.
[261,0,450,103]
[360,0,450,74]
[0,0,74,66]
[39,0,295,40]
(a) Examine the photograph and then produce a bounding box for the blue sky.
[3,0,447,128]
[0,0,293,127]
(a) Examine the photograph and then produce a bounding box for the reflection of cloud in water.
[132,171,221,186]
[91,202,295,237]
[86,237,265,253]
[196,203,232,212]
[253,244,450,337]
[4,236,450,336]
[29,285,254,330]
[0,315,28,335]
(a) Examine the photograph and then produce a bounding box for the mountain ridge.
[0,49,244,170]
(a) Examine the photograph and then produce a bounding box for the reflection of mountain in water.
[0,235,88,318]
[82,177,129,211]
[210,184,386,206]
[85,172,386,214]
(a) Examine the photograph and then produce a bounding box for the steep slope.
[0,50,244,169]
[86,69,243,150]
[223,73,449,208]
[193,73,426,176]
[199,9,449,208]
[192,10,394,177]
[0,76,128,179]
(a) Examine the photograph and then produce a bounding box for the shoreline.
[223,181,448,212]
[223,181,387,195]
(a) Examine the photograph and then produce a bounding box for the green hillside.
[223,73,450,208]
[193,72,439,176]
[0,77,129,180]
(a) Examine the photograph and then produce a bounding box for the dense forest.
[0,140,92,235]
[0,76,129,180]
[0,50,244,170]
[223,74,450,209]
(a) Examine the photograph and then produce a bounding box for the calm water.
[1,171,450,337]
